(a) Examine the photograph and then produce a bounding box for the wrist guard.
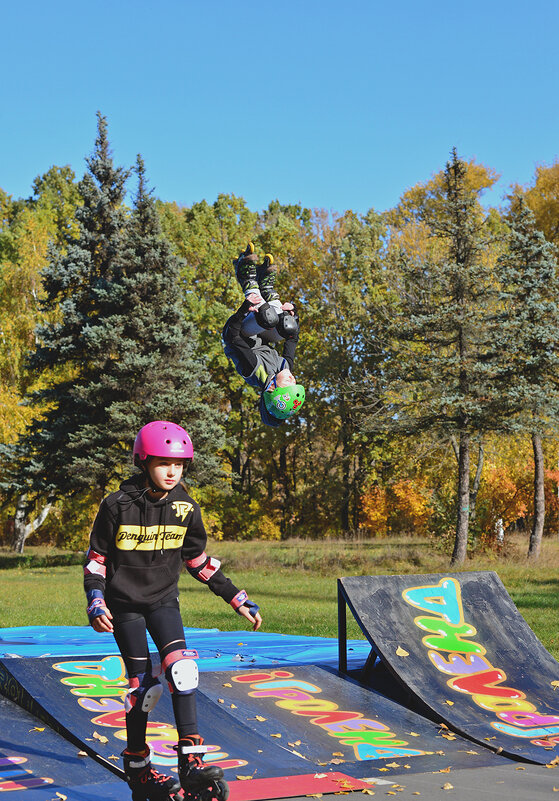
[86,589,106,625]
[230,589,260,617]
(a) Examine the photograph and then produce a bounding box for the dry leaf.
[314,774,327,779]
[218,698,225,704]
[484,736,496,741]
[386,762,400,768]
[439,724,449,730]
[291,750,306,759]
[332,752,344,757]
[435,751,445,755]
[362,791,375,796]
[465,750,479,755]
[289,740,302,747]
[553,788,559,792]
[396,646,409,657]
[77,751,88,757]
[230,704,237,709]
[551,681,559,689]
[29,727,45,732]
[378,767,389,772]
[516,766,526,770]
[271,733,282,738]
[108,755,119,760]
[236,775,253,781]
[409,732,420,737]
[330,758,345,764]
[442,783,454,790]
[254,715,266,722]
[222,682,232,687]
[55,794,68,801]
[439,767,451,773]
[496,747,503,754]
[444,700,454,706]
[93,731,108,744]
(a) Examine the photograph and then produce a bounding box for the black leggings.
[112,600,198,750]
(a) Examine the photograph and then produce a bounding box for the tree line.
[2,115,559,563]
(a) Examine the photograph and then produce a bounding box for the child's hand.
[281,302,295,315]
[238,605,262,631]
[92,608,114,633]
[246,292,264,312]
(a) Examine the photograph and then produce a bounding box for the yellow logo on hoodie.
[115,525,185,551]
[171,501,193,522]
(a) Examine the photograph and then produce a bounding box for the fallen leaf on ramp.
[93,731,108,743]
[442,783,454,790]
[386,762,400,768]
[236,775,253,781]
[55,793,68,800]
[444,700,454,706]
[271,733,282,738]
[29,727,45,732]
[77,751,88,757]
[396,646,409,657]
[222,682,232,687]
[314,774,327,779]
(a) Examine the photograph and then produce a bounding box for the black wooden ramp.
[0,651,509,800]
[338,571,559,764]
[0,693,130,800]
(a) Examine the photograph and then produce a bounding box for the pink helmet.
[133,421,193,463]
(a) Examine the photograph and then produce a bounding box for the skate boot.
[177,735,229,801]
[233,242,259,297]
[256,253,280,302]
[122,745,182,800]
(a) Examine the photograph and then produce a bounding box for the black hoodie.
[84,474,239,611]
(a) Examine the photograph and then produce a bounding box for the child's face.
[147,457,185,492]
[274,369,296,388]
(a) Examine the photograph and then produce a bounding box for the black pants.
[112,599,198,751]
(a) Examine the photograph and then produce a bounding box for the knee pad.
[162,649,199,695]
[276,313,299,339]
[255,303,279,330]
[124,672,163,714]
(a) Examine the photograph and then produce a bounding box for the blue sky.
[2,1,558,215]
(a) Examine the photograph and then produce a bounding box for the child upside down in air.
[222,242,305,427]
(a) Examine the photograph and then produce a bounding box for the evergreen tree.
[368,150,497,564]
[494,196,559,559]
[2,115,223,510]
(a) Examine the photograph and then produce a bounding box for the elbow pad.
[84,549,107,579]
[185,552,221,584]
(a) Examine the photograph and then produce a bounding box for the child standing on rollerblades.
[222,242,306,427]
[84,421,261,800]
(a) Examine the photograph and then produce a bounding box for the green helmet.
[263,384,306,420]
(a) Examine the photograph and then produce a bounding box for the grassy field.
[0,534,558,658]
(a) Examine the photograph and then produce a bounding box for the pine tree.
[72,154,224,490]
[2,116,223,509]
[494,196,559,559]
[369,150,497,564]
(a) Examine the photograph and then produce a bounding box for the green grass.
[1,535,558,658]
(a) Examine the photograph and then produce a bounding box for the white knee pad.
[164,650,199,695]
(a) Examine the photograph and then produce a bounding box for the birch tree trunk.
[528,432,545,560]
[12,494,52,554]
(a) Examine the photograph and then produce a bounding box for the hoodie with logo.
[83,474,240,611]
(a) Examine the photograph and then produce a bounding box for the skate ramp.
[338,571,559,764]
[0,653,510,800]
[0,693,130,800]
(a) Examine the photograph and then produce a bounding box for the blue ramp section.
[0,625,371,670]
[339,571,559,765]
[0,694,130,800]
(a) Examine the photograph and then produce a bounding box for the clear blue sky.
[2,0,558,215]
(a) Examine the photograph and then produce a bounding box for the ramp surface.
[339,571,559,764]
[0,694,130,799]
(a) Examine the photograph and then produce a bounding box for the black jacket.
[84,474,239,610]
